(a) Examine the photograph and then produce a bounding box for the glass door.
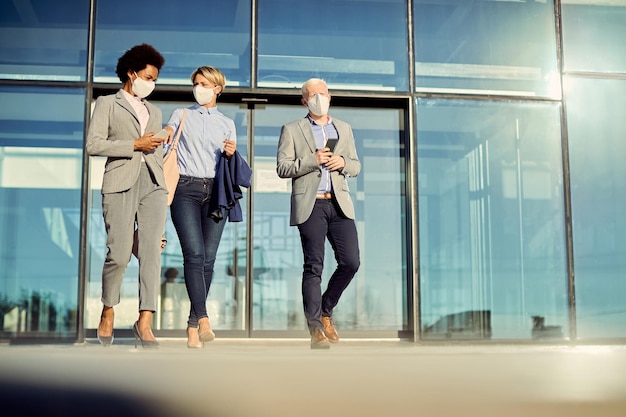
[85,99,409,338]
[250,103,409,337]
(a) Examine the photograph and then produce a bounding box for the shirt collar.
[192,103,221,115]
[306,114,333,126]
[120,88,144,104]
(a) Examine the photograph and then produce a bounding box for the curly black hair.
[115,43,165,83]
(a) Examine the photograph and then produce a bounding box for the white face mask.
[306,93,330,117]
[193,85,217,105]
[131,72,155,98]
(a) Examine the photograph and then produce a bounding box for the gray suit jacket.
[86,90,165,194]
[277,117,361,226]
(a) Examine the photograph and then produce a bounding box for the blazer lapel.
[333,120,348,152]
[145,101,161,132]
[298,118,317,152]
[115,90,141,136]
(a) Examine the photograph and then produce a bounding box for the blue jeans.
[170,176,226,328]
[297,199,360,331]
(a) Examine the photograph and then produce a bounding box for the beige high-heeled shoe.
[187,327,203,349]
[198,317,215,342]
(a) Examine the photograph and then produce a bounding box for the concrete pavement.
[1,339,625,417]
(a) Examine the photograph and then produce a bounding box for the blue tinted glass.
[258,0,408,91]
[0,86,84,337]
[562,3,626,73]
[94,0,251,86]
[0,85,85,149]
[417,98,568,340]
[414,0,559,98]
[0,0,89,81]
[567,77,626,338]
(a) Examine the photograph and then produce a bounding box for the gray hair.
[301,78,327,98]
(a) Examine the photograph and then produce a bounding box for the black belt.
[179,175,213,184]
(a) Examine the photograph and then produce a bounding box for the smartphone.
[325,138,338,152]
[152,128,170,139]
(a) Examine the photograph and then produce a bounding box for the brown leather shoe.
[310,328,330,349]
[322,316,339,343]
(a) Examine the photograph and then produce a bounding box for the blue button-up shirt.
[164,104,236,179]
[307,115,338,194]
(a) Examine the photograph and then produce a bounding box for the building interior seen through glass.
[0,86,85,337]
[0,0,624,342]
[417,99,568,340]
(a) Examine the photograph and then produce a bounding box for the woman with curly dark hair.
[86,43,166,348]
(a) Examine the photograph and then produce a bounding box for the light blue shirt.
[307,115,338,194]
[165,104,236,179]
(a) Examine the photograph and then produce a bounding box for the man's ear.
[301,98,308,107]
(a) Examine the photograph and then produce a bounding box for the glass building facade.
[0,0,624,343]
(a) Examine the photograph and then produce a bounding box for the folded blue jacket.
[209,150,252,222]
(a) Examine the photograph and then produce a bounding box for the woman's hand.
[163,126,175,144]
[223,139,236,159]
[134,132,165,152]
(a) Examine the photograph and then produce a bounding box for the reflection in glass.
[252,105,407,332]
[258,0,408,91]
[414,0,559,97]
[417,98,568,340]
[0,0,89,81]
[94,0,252,86]
[0,86,84,336]
[86,102,249,332]
[562,1,626,74]
[566,77,626,338]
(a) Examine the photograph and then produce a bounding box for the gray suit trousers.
[101,163,167,312]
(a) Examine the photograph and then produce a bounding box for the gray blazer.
[277,117,361,226]
[86,90,165,194]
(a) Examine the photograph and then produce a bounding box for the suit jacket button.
[317,174,321,177]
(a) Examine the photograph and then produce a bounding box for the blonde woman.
[163,66,237,348]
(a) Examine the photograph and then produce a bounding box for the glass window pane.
[562,1,626,74]
[85,102,249,332]
[0,86,84,337]
[252,104,408,331]
[258,0,409,91]
[566,77,626,338]
[94,0,251,86]
[414,0,559,98]
[417,98,568,340]
[0,0,89,81]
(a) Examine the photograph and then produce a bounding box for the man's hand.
[325,154,345,171]
[134,132,165,152]
[316,147,333,165]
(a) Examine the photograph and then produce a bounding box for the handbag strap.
[170,109,188,152]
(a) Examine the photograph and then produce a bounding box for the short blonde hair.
[301,78,327,98]
[190,66,226,90]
